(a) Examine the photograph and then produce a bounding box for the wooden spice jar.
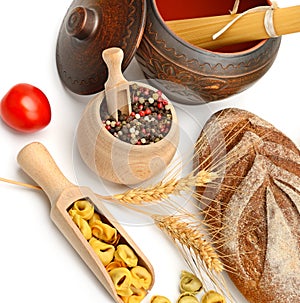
[76,82,179,185]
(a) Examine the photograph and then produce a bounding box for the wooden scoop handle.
[17,142,74,206]
[102,47,132,120]
[102,47,127,89]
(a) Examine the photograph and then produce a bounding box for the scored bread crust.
[195,108,300,303]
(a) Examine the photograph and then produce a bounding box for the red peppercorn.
[162,99,168,105]
[139,110,145,117]
[157,113,162,120]
[138,104,144,110]
[145,108,152,115]
[157,102,163,110]
[130,111,136,117]
[105,125,111,130]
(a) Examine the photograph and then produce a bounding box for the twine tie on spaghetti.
[213,0,279,40]
[264,2,279,38]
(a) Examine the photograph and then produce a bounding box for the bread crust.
[195,108,300,303]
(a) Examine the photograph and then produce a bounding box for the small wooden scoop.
[17,142,154,303]
[103,47,132,121]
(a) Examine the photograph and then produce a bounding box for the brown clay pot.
[56,0,281,104]
[135,0,281,104]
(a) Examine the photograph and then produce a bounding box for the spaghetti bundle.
[166,5,300,50]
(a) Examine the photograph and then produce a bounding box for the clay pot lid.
[56,0,146,95]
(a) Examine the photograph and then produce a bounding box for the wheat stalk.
[0,177,41,190]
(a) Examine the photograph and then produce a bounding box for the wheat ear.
[112,170,218,205]
[152,214,236,302]
[152,214,223,273]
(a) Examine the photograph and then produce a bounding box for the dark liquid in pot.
[155,0,270,52]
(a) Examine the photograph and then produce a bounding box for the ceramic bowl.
[77,82,179,185]
[135,0,281,104]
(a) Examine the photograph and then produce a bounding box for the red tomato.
[0,83,51,133]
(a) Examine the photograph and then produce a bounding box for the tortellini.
[150,296,172,303]
[91,220,119,244]
[71,213,92,240]
[115,245,139,267]
[89,237,115,266]
[109,268,133,297]
[106,260,126,272]
[69,199,94,220]
[121,287,147,303]
[131,266,152,290]
[200,290,226,303]
[68,199,152,303]
[180,271,202,294]
[177,293,199,303]
[89,213,101,225]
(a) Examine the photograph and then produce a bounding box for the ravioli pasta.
[68,199,153,303]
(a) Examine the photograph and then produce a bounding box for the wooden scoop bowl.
[17,142,154,303]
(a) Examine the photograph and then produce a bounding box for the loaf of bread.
[195,108,300,303]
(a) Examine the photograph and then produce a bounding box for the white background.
[0,1,299,302]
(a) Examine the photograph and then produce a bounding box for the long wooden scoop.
[103,47,132,121]
[165,5,300,50]
[17,142,154,303]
